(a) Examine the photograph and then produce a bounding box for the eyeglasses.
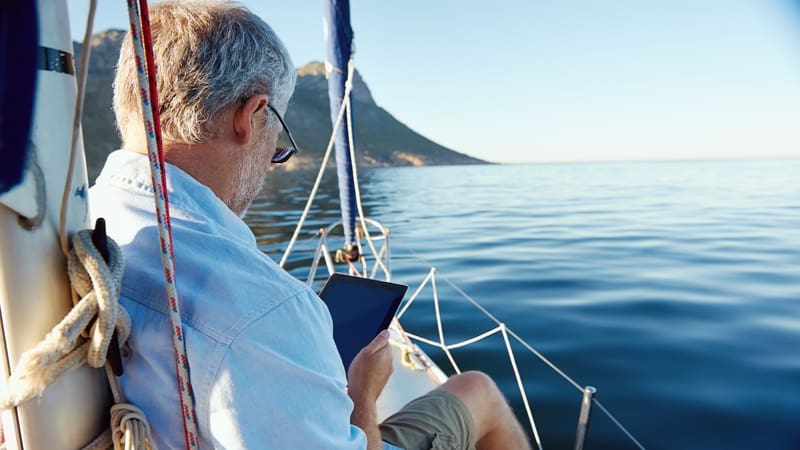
[266,103,299,164]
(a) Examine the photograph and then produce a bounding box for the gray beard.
[229,137,270,217]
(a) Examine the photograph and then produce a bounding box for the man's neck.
[124,139,243,214]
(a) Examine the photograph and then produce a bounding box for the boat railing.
[281,218,646,450]
[276,47,645,447]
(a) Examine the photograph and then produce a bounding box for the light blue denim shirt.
[90,151,397,449]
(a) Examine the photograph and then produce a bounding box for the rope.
[279,58,357,268]
[0,230,129,408]
[110,402,155,450]
[0,230,157,449]
[396,251,647,448]
[80,393,156,450]
[59,0,96,257]
[125,1,199,447]
[404,249,585,391]
[342,60,390,280]
[500,325,542,450]
[1,1,157,446]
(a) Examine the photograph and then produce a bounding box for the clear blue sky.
[69,1,800,164]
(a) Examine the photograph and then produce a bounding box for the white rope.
[396,250,647,448]
[278,68,356,268]
[79,371,156,450]
[429,271,460,373]
[59,0,96,258]
[0,230,156,450]
[396,268,435,320]
[444,326,503,350]
[342,59,390,281]
[501,324,542,450]
[0,230,129,407]
[110,402,155,450]
[404,249,585,391]
[400,332,442,349]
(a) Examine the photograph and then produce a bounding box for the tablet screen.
[318,273,407,371]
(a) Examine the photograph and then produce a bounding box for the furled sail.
[323,0,359,257]
[0,1,38,192]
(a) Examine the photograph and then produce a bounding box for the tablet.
[318,273,407,371]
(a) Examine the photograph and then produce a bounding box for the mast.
[0,1,109,448]
[323,0,359,260]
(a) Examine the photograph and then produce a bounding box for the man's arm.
[347,330,393,450]
[207,293,369,449]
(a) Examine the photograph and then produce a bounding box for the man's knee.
[438,371,508,429]
[445,371,501,399]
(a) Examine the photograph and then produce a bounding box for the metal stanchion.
[574,386,597,450]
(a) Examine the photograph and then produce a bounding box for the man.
[91,1,530,449]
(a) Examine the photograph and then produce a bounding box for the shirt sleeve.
[207,290,368,449]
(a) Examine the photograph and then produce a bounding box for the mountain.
[75,30,485,182]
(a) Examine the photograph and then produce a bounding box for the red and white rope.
[124,1,199,448]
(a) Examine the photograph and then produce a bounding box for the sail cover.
[0,0,38,193]
[324,0,358,247]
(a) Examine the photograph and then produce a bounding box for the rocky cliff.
[75,30,485,182]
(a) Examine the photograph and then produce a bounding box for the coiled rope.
[0,230,156,449]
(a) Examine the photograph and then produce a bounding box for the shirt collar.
[95,150,257,248]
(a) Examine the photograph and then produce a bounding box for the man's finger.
[365,329,390,352]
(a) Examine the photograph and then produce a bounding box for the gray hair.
[113,0,296,145]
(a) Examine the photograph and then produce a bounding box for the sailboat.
[0,0,110,448]
[0,1,645,449]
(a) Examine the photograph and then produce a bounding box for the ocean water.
[246,159,800,450]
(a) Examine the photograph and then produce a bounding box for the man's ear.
[233,94,269,145]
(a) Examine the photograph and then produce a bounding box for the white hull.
[377,322,447,422]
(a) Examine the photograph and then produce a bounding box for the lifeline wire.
[400,250,646,449]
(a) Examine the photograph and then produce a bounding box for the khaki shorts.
[379,389,477,450]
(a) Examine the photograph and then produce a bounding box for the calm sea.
[246,159,800,450]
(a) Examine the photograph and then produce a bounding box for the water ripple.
[247,159,800,450]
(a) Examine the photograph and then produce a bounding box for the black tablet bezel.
[318,273,408,370]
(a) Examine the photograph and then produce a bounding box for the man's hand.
[347,330,393,450]
[348,329,393,402]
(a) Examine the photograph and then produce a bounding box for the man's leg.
[437,371,531,450]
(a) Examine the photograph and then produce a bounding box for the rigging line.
[501,325,543,450]
[402,332,443,349]
[431,272,461,373]
[278,74,355,268]
[402,248,585,392]
[126,0,198,447]
[505,328,582,392]
[342,56,392,281]
[396,267,434,320]
[306,235,327,285]
[443,325,503,350]
[346,259,362,277]
[401,252,646,449]
[370,237,389,279]
[59,0,96,258]
[343,63,390,280]
[592,399,647,450]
